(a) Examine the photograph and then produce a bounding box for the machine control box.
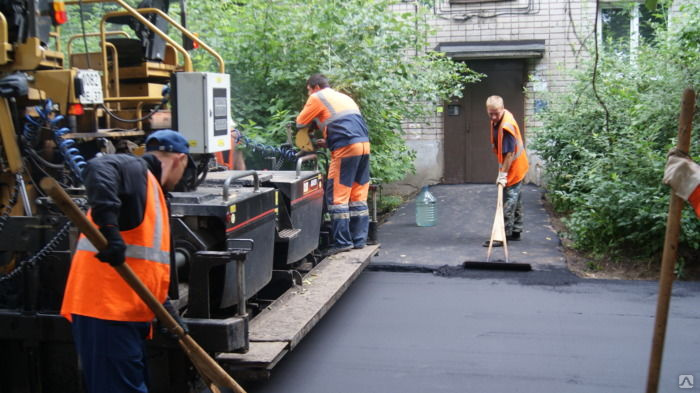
[76,69,104,104]
[172,72,231,154]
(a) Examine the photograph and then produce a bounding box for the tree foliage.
[58,0,476,182]
[187,0,479,182]
[532,1,700,261]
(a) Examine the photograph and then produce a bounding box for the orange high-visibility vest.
[491,109,529,186]
[215,149,236,170]
[61,171,171,323]
[215,134,239,170]
[296,88,369,151]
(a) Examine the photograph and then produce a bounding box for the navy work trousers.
[72,314,150,393]
[326,142,371,248]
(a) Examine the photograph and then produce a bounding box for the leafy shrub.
[187,0,480,183]
[533,2,700,260]
[377,195,404,216]
[61,1,478,183]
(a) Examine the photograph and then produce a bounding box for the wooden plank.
[248,244,379,348]
[217,341,288,369]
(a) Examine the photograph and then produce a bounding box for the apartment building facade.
[391,0,665,193]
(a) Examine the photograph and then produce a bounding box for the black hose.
[194,154,211,188]
[25,147,65,170]
[26,155,71,190]
[99,102,164,123]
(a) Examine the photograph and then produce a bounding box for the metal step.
[277,228,301,241]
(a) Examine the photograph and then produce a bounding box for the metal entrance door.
[443,59,526,184]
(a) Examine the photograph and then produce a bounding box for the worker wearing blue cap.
[61,129,191,393]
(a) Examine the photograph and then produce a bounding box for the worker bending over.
[61,130,192,393]
[664,149,700,217]
[485,95,529,247]
[296,74,371,255]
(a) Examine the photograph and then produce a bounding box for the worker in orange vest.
[296,74,370,256]
[664,149,700,217]
[485,95,529,247]
[214,117,246,170]
[61,130,192,393]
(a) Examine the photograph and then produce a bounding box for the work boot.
[507,232,521,241]
[322,245,353,257]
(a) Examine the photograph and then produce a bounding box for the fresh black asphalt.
[245,270,700,393]
[245,184,700,393]
[371,184,565,270]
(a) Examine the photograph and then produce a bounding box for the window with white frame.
[598,1,665,55]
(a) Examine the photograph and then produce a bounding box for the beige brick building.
[389,0,664,194]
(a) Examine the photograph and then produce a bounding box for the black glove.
[95,225,126,266]
[159,298,189,340]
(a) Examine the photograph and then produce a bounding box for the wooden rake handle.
[40,177,247,393]
[645,89,696,393]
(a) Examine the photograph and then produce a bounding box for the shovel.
[41,177,246,393]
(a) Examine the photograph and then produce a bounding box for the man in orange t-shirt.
[296,74,370,256]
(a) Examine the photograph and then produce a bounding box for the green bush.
[533,2,700,260]
[377,195,404,216]
[187,0,480,183]
[60,1,479,183]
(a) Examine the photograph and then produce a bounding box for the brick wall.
[387,0,597,193]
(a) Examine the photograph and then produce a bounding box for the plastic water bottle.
[415,185,437,227]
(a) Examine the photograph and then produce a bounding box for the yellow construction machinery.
[0,1,366,392]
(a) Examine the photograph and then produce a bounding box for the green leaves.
[645,0,658,12]
[532,2,700,262]
[59,0,477,183]
[187,0,478,183]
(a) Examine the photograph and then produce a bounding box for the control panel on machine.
[75,69,104,104]
[172,72,231,154]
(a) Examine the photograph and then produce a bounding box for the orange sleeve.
[688,186,700,218]
[296,95,324,128]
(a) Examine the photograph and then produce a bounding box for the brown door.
[444,59,526,184]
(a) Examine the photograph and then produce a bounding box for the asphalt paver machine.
[0,1,327,392]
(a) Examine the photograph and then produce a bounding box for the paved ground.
[245,270,700,393]
[372,184,565,270]
[243,184,700,393]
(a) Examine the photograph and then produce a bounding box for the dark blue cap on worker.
[145,129,196,170]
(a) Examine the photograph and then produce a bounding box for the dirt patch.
[542,197,700,281]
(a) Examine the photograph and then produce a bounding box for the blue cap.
[146,129,190,153]
[145,129,195,169]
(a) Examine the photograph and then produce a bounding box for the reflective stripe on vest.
[76,239,170,264]
[316,90,361,130]
[60,171,171,323]
[76,175,167,263]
